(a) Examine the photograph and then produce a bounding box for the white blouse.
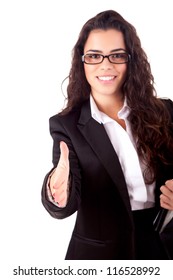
[90,95,155,210]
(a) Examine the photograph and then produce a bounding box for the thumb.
[51,141,69,189]
[59,141,69,164]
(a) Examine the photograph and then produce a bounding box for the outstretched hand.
[160,179,173,210]
[50,141,70,207]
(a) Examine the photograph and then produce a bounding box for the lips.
[97,76,116,81]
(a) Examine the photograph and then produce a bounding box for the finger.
[52,184,62,193]
[53,177,68,189]
[160,199,172,210]
[57,198,68,208]
[54,189,67,202]
[160,192,173,210]
[54,190,68,207]
[165,179,173,192]
[160,193,170,204]
[160,185,172,198]
[50,173,67,193]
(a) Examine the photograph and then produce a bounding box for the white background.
[0,0,173,278]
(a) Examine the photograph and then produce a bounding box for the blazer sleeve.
[156,98,173,259]
[41,115,82,219]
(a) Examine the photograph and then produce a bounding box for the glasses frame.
[81,52,131,65]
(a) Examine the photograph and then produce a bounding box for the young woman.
[42,10,173,259]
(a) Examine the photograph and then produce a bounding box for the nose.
[100,56,113,70]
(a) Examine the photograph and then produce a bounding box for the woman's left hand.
[160,179,173,210]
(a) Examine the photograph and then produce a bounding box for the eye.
[86,54,102,60]
[110,53,128,63]
[112,53,126,58]
[83,53,103,64]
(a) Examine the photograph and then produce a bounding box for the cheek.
[84,65,96,82]
[119,64,127,75]
[118,65,128,83]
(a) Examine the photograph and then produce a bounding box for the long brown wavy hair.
[61,10,173,183]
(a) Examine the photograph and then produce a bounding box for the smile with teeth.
[97,76,116,81]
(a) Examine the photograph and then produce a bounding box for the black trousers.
[132,208,168,260]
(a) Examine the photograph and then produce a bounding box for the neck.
[92,93,124,119]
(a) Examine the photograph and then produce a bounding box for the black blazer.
[42,98,173,260]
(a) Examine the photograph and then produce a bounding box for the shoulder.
[50,107,81,125]
[160,98,173,119]
[160,97,173,106]
[49,99,91,128]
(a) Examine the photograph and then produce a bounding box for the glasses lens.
[83,54,102,64]
[109,53,129,64]
[82,53,130,64]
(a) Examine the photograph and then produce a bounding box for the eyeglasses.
[82,52,130,65]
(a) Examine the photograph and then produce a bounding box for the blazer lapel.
[77,100,131,214]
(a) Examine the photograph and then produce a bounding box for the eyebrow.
[86,48,127,53]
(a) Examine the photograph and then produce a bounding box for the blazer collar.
[77,99,132,219]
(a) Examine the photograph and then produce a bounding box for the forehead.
[84,29,126,52]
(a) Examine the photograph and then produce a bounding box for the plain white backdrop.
[0,0,173,277]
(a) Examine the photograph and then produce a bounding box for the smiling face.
[83,29,128,101]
